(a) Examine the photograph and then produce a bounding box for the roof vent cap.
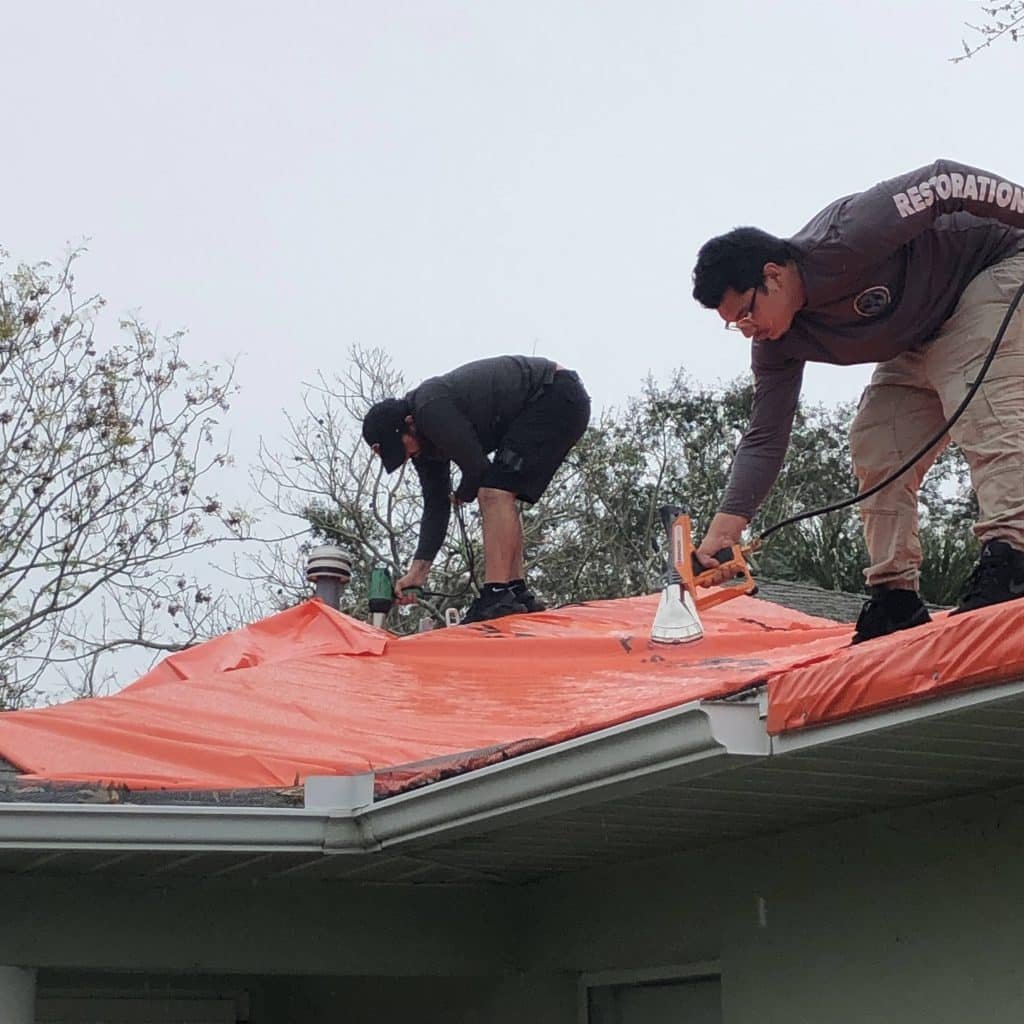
[306,546,353,609]
[306,546,353,583]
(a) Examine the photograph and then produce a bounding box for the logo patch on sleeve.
[853,285,892,318]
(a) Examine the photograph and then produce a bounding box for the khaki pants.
[849,253,1024,590]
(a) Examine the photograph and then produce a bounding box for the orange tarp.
[0,594,1018,794]
[765,597,1024,733]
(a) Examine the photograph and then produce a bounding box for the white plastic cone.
[650,582,704,644]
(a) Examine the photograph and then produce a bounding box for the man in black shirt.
[690,159,1024,643]
[362,355,590,623]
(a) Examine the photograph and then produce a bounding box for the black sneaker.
[852,587,931,644]
[510,581,547,613]
[951,540,1024,615]
[461,590,528,624]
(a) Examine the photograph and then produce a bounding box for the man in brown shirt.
[691,159,1024,642]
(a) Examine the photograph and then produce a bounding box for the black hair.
[691,227,797,308]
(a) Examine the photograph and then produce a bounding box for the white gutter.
[0,804,343,853]
[770,677,1024,754]
[355,698,767,850]
[0,700,767,856]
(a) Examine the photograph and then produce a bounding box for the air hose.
[453,500,478,591]
[756,277,1024,545]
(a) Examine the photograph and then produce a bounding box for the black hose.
[757,277,1024,545]
[454,500,480,593]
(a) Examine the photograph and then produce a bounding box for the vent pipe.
[306,546,353,610]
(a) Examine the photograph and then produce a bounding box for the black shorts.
[481,370,591,502]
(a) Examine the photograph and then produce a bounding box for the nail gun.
[368,564,396,628]
[651,505,759,644]
[366,565,463,629]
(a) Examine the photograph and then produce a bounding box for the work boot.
[950,540,1024,615]
[851,587,931,644]
[510,579,547,613]
[461,588,527,624]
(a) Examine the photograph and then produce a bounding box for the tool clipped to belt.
[651,505,759,645]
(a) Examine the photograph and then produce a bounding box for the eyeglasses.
[724,284,760,332]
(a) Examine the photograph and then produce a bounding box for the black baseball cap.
[361,398,410,473]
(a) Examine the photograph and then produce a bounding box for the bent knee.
[477,486,516,508]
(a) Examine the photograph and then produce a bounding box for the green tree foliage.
[0,249,248,706]
[537,369,978,606]
[527,371,872,602]
[918,449,981,604]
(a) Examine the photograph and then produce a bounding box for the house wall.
[522,784,1024,1023]
[256,973,575,1023]
[0,881,509,977]
[0,866,575,1023]
[32,969,576,1024]
[5,784,1024,1022]
[35,971,567,1024]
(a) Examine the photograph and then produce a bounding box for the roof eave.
[0,700,768,855]
[771,677,1024,753]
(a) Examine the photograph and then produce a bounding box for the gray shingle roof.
[754,577,949,623]
[753,578,867,623]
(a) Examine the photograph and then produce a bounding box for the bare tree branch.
[950,1,1024,60]
[0,247,252,706]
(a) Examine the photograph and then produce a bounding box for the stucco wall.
[8,783,1024,1022]
[35,970,575,1024]
[522,784,1024,1023]
[0,879,509,977]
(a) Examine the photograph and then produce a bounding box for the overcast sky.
[4,0,1020,470]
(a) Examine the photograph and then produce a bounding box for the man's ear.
[762,262,785,290]
[404,414,416,429]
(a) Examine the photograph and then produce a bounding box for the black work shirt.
[407,355,558,560]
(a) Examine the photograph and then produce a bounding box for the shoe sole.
[460,603,528,625]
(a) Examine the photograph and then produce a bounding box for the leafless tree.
[0,248,250,705]
[951,2,1024,60]
[248,345,477,629]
